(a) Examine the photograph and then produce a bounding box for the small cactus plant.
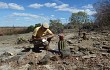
[58,34,66,52]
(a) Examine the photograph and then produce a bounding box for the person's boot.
[33,46,41,52]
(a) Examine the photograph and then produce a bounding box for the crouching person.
[32,23,54,51]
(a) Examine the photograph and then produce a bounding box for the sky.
[0,0,97,27]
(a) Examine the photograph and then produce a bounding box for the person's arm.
[44,29,54,43]
[46,29,54,39]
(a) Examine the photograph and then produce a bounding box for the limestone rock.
[82,54,96,59]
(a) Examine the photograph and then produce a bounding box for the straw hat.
[42,23,49,28]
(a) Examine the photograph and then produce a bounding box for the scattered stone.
[67,40,73,44]
[99,49,108,53]
[27,66,33,70]
[43,65,56,70]
[17,52,26,55]
[89,50,95,54]
[0,65,13,70]
[70,48,74,52]
[60,48,71,59]
[69,36,78,39]
[78,47,90,55]
[37,54,50,65]
[96,64,103,67]
[71,63,77,69]
[18,64,30,70]
[91,37,101,41]
[2,43,9,44]
[8,55,20,62]
[81,33,89,40]
[70,45,79,51]
[101,53,109,57]
[102,46,110,49]
[18,49,32,64]
[57,65,66,70]
[63,61,69,65]
[93,42,101,48]
[107,50,110,53]
[82,54,96,59]
[102,41,108,45]
[78,47,88,52]
[28,61,34,65]
[50,55,60,61]
[1,52,14,57]
[73,51,84,56]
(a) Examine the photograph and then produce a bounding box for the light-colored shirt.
[32,26,53,38]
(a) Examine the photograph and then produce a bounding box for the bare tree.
[94,0,110,30]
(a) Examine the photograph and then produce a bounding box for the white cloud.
[51,15,55,17]
[28,3,43,8]
[52,0,95,15]
[15,18,20,20]
[0,2,8,8]
[28,3,57,8]
[60,18,65,20]
[54,4,83,13]
[50,15,56,19]
[52,0,64,4]
[44,3,56,7]
[0,2,24,10]
[55,4,69,9]
[58,8,96,15]
[11,12,50,22]
[28,2,96,15]
[53,3,96,15]
[70,8,84,13]
[11,13,40,18]
[3,13,51,26]
[8,3,24,10]
[24,17,32,20]
[85,9,96,15]
[82,4,93,9]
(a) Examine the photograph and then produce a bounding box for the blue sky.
[0,0,97,26]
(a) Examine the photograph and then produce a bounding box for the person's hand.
[41,37,47,40]
[42,38,47,42]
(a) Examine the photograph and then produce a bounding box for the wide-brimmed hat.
[42,23,49,28]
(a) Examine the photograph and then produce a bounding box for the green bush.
[17,37,28,44]
[26,25,34,33]
[34,23,41,28]
[49,19,64,34]
[26,23,41,33]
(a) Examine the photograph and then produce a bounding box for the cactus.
[58,34,66,52]
[58,34,71,58]
[58,40,66,52]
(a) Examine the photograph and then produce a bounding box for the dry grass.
[0,27,27,35]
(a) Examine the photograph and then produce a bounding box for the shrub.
[26,25,34,33]
[16,37,28,44]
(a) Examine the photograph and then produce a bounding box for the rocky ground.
[0,30,110,70]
